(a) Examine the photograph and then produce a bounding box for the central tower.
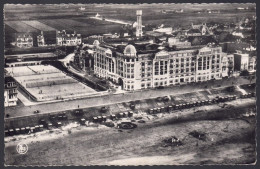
[136,10,143,37]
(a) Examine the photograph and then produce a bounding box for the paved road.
[5,76,254,118]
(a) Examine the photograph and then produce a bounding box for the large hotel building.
[93,41,233,91]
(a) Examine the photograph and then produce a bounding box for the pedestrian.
[78,105,79,108]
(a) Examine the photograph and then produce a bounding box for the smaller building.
[248,56,256,72]
[189,23,212,36]
[145,31,164,37]
[168,37,191,48]
[56,30,82,46]
[232,31,244,38]
[74,49,86,70]
[4,75,18,107]
[154,27,173,35]
[16,33,33,48]
[233,51,249,71]
[221,53,234,77]
[186,29,202,37]
[37,31,46,47]
[87,35,104,42]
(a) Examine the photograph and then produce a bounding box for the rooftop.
[5,76,15,84]
[187,29,201,34]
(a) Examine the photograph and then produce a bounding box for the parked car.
[34,110,40,114]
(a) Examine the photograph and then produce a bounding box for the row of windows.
[5,82,16,88]
[170,52,195,57]
[141,61,152,66]
[141,83,151,88]
[124,74,134,78]
[124,84,134,90]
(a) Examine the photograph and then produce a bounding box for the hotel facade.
[93,41,233,91]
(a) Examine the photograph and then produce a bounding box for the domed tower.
[123,44,137,58]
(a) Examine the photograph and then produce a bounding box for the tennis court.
[5,65,98,101]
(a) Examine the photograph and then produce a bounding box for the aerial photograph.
[4,3,256,166]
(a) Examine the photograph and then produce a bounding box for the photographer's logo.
[16,143,28,154]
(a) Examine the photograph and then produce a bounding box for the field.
[4,3,255,38]
[4,18,123,36]
[21,21,57,31]
[5,21,39,33]
[5,65,98,101]
[39,19,123,35]
[4,20,57,33]
[39,19,101,31]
